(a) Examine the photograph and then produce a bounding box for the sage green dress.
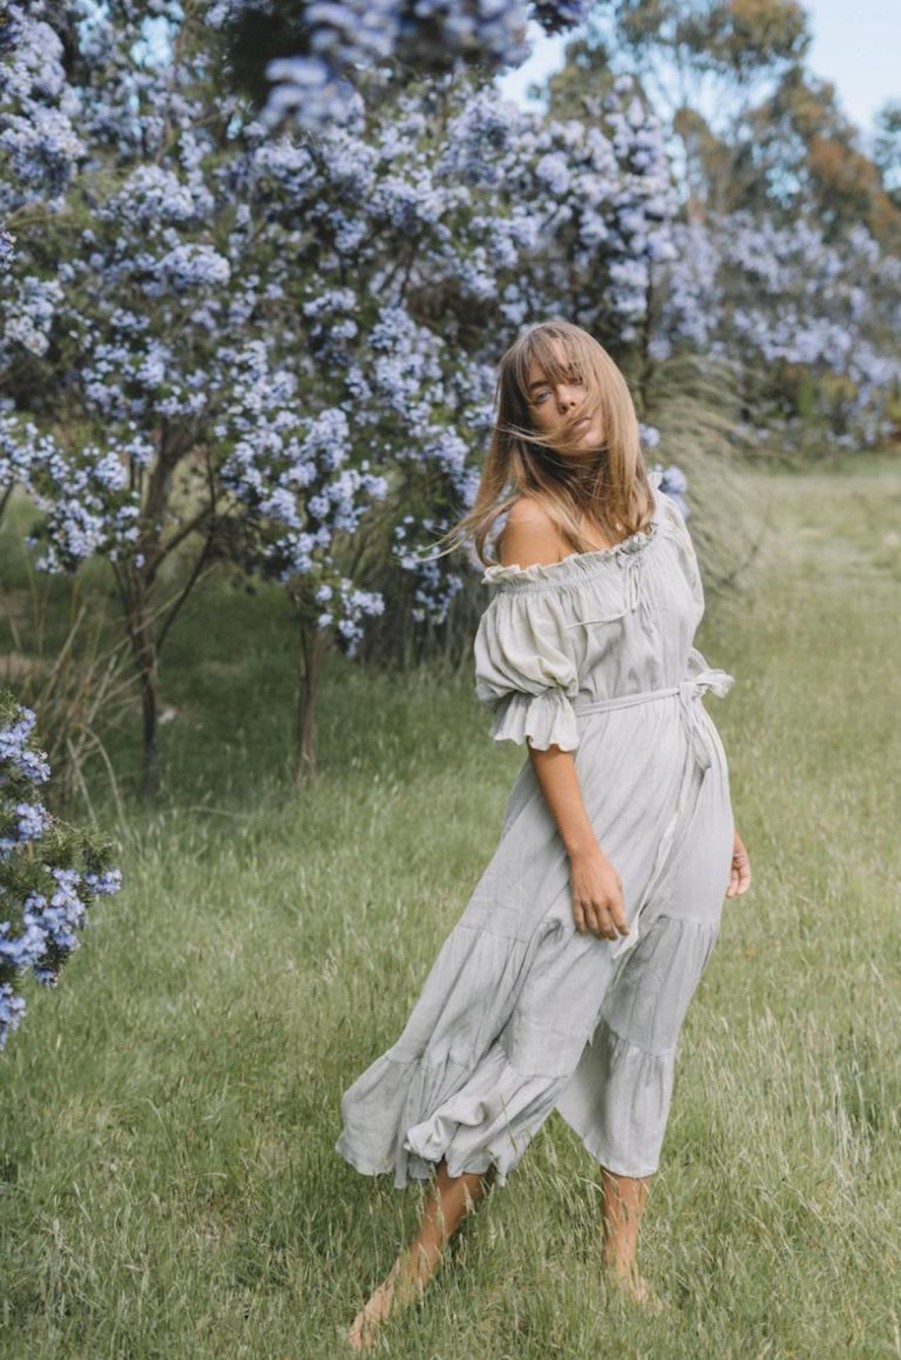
[336,470,735,1186]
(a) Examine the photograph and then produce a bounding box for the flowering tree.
[1,4,399,787]
[214,64,684,705]
[1,2,685,782]
[213,0,596,131]
[3,0,896,797]
[0,2,241,796]
[0,689,122,1051]
[650,212,901,447]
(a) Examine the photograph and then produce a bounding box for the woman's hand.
[725,829,751,899]
[569,847,629,940]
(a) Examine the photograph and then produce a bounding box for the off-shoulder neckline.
[482,472,667,591]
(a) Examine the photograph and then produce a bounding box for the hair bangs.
[434,320,654,568]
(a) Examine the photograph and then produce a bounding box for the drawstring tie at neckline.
[616,537,654,615]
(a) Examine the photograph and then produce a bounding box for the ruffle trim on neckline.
[482,469,665,590]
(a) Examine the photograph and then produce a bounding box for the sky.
[496,0,899,148]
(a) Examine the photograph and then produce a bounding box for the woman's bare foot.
[599,1168,657,1310]
[346,1257,425,1352]
[347,1158,492,1351]
[604,1262,663,1312]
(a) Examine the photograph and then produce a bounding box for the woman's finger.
[607,900,629,935]
[591,904,618,940]
[582,903,603,938]
[726,854,751,898]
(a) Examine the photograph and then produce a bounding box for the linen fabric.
[335,469,735,1187]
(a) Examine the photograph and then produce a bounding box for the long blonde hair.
[441,319,654,567]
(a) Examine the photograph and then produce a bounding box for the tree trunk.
[293,614,322,785]
[139,665,159,803]
[129,581,160,802]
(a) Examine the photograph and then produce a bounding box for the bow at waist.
[571,648,734,772]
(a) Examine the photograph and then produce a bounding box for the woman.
[336,319,752,1351]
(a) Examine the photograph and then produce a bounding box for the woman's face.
[525,343,604,454]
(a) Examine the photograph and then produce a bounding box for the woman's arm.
[528,745,629,941]
[498,499,629,942]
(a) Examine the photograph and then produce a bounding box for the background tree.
[873,99,901,210]
[544,0,810,221]
[1,4,677,785]
[740,67,901,248]
[212,0,593,131]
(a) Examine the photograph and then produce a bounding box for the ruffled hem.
[336,1040,577,1190]
[553,1018,674,1178]
[488,687,580,751]
[554,913,721,1176]
[402,1042,570,1187]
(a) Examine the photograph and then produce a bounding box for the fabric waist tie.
[571,648,734,960]
[572,651,734,775]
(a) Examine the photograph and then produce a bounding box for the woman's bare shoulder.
[498,496,569,568]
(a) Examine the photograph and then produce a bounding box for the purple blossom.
[0,227,15,272]
[0,984,25,1042]
[0,695,123,1048]
[0,708,50,785]
[652,212,901,444]
[651,463,690,519]
[214,0,590,133]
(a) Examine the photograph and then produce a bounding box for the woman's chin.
[576,424,604,451]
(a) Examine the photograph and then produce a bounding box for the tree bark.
[293,613,322,785]
[128,578,160,803]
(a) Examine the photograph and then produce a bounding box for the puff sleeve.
[473,589,581,751]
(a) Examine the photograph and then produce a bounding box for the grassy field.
[1,453,900,1359]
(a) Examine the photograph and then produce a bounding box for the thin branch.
[148,503,212,576]
[156,549,217,655]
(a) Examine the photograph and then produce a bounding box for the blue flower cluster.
[19,437,141,574]
[433,74,678,345]
[0,695,123,1050]
[651,462,689,520]
[654,211,901,447]
[207,0,587,132]
[1,0,897,681]
[393,515,465,624]
[216,343,389,652]
[0,707,50,784]
[0,6,87,212]
[0,272,63,363]
[0,226,14,272]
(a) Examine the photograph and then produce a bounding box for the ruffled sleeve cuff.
[488,687,580,752]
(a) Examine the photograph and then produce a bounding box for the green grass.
[1,453,900,1358]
